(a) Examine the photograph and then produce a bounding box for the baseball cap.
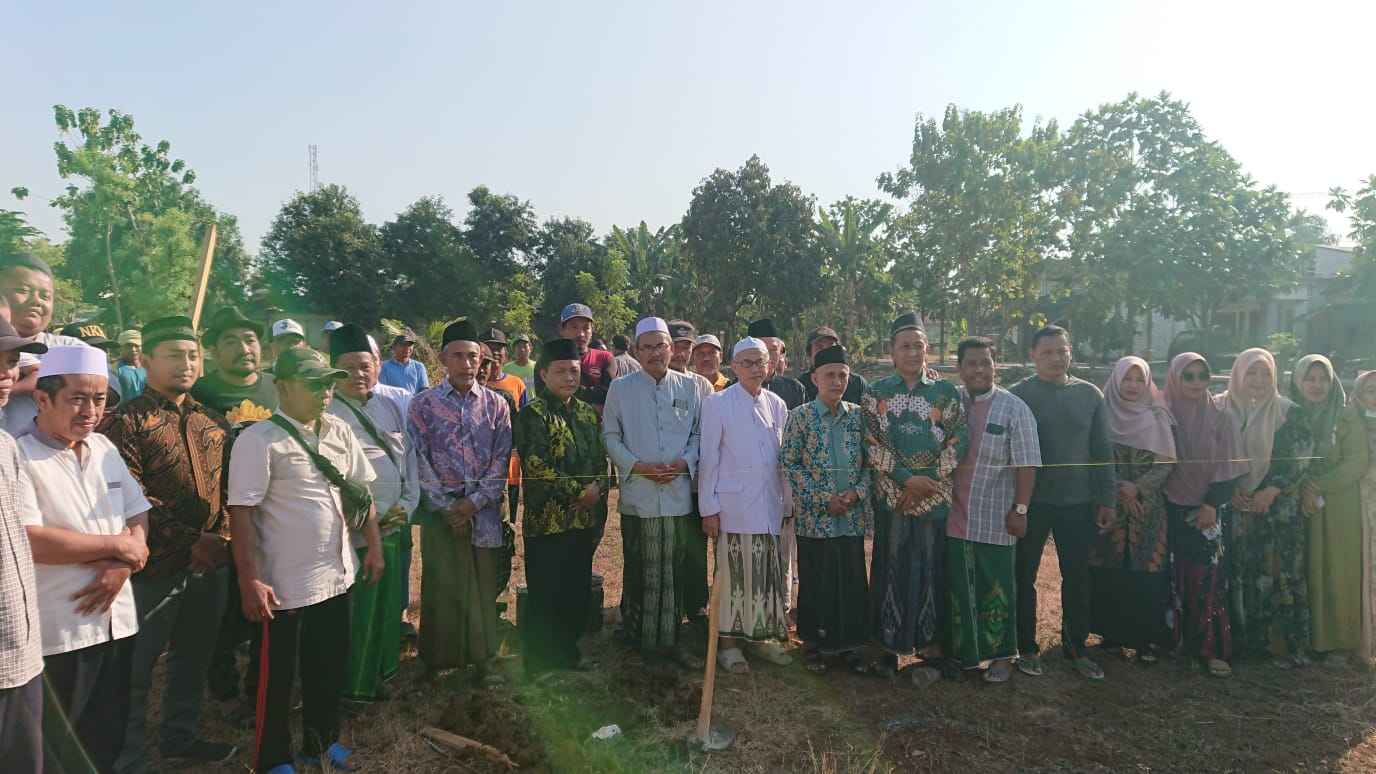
[271,319,306,340]
[117,329,142,347]
[512,333,531,344]
[667,320,697,343]
[0,317,47,356]
[390,333,417,347]
[480,327,507,346]
[806,326,840,352]
[692,334,722,352]
[59,322,116,350]
[271,347,347,382]
[321,320,344,333]
[560,303,594,324]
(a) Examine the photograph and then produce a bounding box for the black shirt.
[764,374,807,411]
[190,371,279,427]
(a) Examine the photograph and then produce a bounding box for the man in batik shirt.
[863,312,968,684]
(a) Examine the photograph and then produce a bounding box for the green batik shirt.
[780,399,872,538]
[861,371,968,518]
[513,388,610,536]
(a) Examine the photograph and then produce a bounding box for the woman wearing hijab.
[1221,348,1313,666]
[1089,357,1176,663]
[1351,371,1376,666]
[1291,355,1370,660]
[1164,353,1246,677]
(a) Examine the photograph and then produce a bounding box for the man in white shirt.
[18,346,151,773]
[327,324,418,703]
[699,337,793,673]
[228,347,383,774]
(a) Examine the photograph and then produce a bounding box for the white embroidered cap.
[634,316,670,340]
[37,346,110,379]
[732,336,768,359]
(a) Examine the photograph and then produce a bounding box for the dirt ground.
[138,489,1376,774]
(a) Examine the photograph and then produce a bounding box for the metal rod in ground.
[690,556,736,751]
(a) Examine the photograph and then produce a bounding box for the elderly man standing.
[104,317,238,773]
[691,334,731,392]
[801,326,868,405]
[948,337,1040,683]
[0,307,46,774]
[380,333,429,395]
[327,324,418,704]
[228,347,382,774]
[864,312,968,684]
[747,319,806,410]
[700,336,793,673]
[603,317,710,667]
[19,346,152,773]
[780,344,871,672]
[514,338,610,677]
[409,320,512,680]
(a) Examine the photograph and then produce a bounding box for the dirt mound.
[438,687,550,771]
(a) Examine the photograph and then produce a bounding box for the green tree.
[531,217,609,333]
[463,185,537,279]
[1328,175,1376,297]
[47,106,249,326]
[380,196,477,325]
[259,184,390,325]
[1059,93,1308,338]
[608,222,689,319]
[681,155,825,333]
[815,197,895,350]
[881,105,1064,348]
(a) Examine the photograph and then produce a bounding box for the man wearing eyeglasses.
[602,317,711,669]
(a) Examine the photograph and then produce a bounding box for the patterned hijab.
[1221,347,1292,492]
[1104,356,1176,460]
[1289,354,1346,455]
[1164,353,1245,506]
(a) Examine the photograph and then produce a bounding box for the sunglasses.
[1181,370,1210,383]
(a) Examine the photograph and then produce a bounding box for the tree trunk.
[104,220,125,329]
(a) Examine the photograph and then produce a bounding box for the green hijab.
[1289,354,1346,455]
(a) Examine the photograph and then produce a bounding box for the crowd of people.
[1,246,1375,773]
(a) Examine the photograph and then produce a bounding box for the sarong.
[621,514,703,650]
[1168,501,1232,662]
[419,522,500,670]
[796,536,868,653]
[870,510,947,654]
[946,538,1016,668]
[344,531,403,700]
[715,532,788,641]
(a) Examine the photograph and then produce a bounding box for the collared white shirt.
[603,369,711,518]
[228,410,375,611]
[698,383,790,535]
[327,391,419,547]
[17,428,151,657]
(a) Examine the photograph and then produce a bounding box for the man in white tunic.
[18,346,152,773]
[699,337,793,673]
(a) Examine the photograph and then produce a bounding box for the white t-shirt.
[17,429,151,656]
[228,411,375,611]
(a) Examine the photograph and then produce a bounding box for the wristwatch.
[1014,504,1029,515]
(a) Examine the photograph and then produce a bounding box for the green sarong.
[344,531,403,700]
[621,514,705,650]
[419,522,500,670]
[946,537,1017,669]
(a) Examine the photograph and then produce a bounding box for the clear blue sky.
[4,0,1371,248]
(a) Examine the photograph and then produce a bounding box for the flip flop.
[717,647,750,674]
[983,660,1013,683]
[1208,658,1232,678]
[751,641,794,666]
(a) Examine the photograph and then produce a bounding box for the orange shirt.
[489,372,527,486]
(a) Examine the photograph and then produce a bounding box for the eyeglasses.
[735,357,768,370]
[1181,370,1210,383]
[639,342,671,354]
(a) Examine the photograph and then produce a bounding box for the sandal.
[717,647,749,674]
[750,641,794,666]
[1207,658,1232,678]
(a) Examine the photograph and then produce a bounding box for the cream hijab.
[1221,347,1293,492]
[1104,356,1176,460]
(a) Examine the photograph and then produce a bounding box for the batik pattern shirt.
[780,399,870,538]
[514,390,609,536]
[407,380,511,548]
[98,389,233,578]
[862,372,968,517]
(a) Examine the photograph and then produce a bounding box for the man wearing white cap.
[699,337,793,672]
[269,319,308,364]
[691,334,730,392]
[17,346,152,773]
[603,316,711,667]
